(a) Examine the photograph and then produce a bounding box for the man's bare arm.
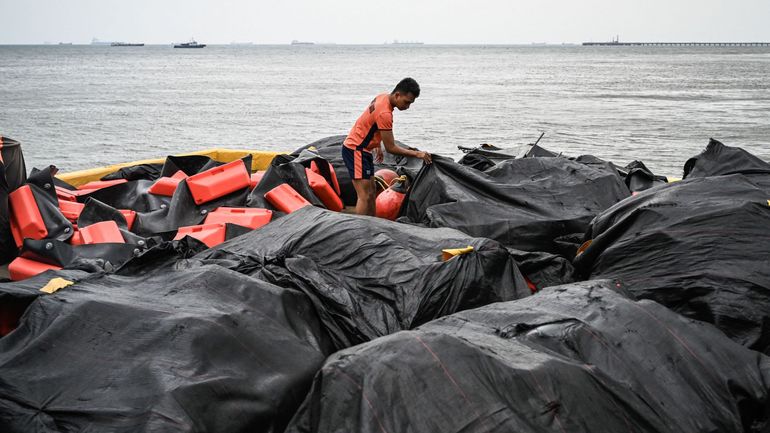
[381,130,432,164]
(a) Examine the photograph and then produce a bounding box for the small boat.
[174,39,206,48]
[111,42,145,47]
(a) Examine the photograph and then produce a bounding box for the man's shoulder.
[374,93,393,113]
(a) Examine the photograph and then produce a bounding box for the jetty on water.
[584,41,770,46]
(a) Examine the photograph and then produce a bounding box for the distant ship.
[111,42,144,47]
[390,39,424,45]
[174,39,206,48]
[291,40,315,45]
[91,38,113,45]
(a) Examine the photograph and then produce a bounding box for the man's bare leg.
[352,178,376,216]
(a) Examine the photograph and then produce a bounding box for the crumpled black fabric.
[285,280,770,433]
[101,163,163,181]
[0,136,27,191]
[193,205,530,350]
[457,143,558,170]
[507,248,577,289]
[0,263,333,433]
[401,155,630,255]
[574,172,770,353]
[684,138,770,179]
[623,160,669,192]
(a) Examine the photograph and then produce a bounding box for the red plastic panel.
[79,220,125,244]
[204,207,272,229]
[55,186,78,202]
[174,223,226,248]
[118,209,136,231]
[8,257,62,281]
[264,183,312,214]
[69,230,84,246]
[249,171,265,189]
[148,170,187,196]
[9,185,48,247]
[310,160,341,195]
[186,160,250,205]
[59,200,85,223]
[305,168,343,212]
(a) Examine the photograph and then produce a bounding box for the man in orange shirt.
[342,77,432,216]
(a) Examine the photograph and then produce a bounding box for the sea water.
[1,44,769,176]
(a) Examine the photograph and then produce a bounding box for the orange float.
[9,185,48,247]
[204,207,272,229]
[264,184,311,214]
[174,223,227,248]
[305,168,343,212]
[186,160,250,205]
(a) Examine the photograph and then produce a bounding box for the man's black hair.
[392,78,420,98]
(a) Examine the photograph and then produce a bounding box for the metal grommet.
[44,183,52,189]
[137,240,146,247]
[133,248,142,256]
[45,242,54,250]
[160,204,168,209]
[63,227,71,233]
[200,209,208,215]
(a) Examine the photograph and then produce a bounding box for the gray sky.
[1,0,769,44]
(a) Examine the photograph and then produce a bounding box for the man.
[342,77,432,216]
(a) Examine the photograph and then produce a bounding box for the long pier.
[583,41,770,46]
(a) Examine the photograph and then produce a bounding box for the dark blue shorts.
[342,146,374,180]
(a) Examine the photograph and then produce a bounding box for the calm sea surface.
[1,44,769,176]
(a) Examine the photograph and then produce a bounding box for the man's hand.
[373,146,384,164]
[416,151,432,164]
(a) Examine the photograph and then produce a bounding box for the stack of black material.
[1,136,769,432]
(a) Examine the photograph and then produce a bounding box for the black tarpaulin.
[0,136,27,191]
[0,264,332,433]
[0,135,27,263]
[623,160,669,192]
[457,143,558,171]
[193,205,530,350]
[285,280,770,433]
[574,172,770,353]
[684,138,770,179]
[401,155,630,254]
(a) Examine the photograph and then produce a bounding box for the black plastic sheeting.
[574,148,770,353]
[0,136,28,264]
[294,135,423,206]
[623,160,669,192]
[457,143,558,171]
[193,205,531,350]
[684,138,770,187]
[401,155,630,255]
[286,280,770,433]
[0,205,530,432]
[0,264,333,433]
[457,142,668,194]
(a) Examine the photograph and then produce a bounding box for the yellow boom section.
[56,148,285,187]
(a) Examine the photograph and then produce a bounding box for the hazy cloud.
[1,0,769,44]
